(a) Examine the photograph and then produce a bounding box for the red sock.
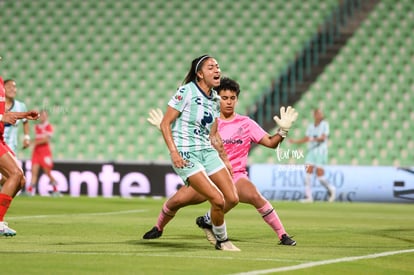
[51,182,58,192]
[0,193,12,221]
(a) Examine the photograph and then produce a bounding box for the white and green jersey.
[306,120,329,157]
[4,99,27,153]
[168,81,220,151]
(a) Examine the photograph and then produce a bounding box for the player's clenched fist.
[26,110,40,120]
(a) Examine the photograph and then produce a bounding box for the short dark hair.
[216,77,240,97]
[4,79,14,85]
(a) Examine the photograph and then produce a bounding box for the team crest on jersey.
[201,112,213,126]
[0,96,5,102]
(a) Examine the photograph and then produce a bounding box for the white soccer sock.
[212,222,227,242]
[318,176,334,192]
[304,173,313,199]
[204,210,211,225]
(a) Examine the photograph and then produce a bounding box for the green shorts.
[305,151,328,166]
[172,147,226,186]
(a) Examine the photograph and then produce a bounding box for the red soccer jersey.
[32,121,54,169]
[34,121,53,153]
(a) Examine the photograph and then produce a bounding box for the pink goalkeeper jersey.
[218,114,267,175]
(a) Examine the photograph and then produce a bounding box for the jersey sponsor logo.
[223,138,243,145]
[0,96,5,102]
[174,94,183,101]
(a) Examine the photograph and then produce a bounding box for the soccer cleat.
[0,221,16,237]
[215,239,240,251]
[279,234,296,246]
[196,216,216,245]
[24,189,35,197]
[52,191,63,198]
[52,191,63,197]
[19,190,29,197]
[143,226,163,239]
[299,197,313,203]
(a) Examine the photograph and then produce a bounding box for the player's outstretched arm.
[7,110,40,121]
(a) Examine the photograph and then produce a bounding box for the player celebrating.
[26,110,61,197]
[153,55,239,251]
[0,56,40,236]
[143,77,298,246]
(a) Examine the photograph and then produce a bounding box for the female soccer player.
[289,109,336,202]
[155,55,239,251]
[144,77,298,246]
[0,57,40,236]
[27,110,61,197]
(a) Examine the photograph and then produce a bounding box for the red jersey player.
[27,110,61,196]
[0,56,40,236]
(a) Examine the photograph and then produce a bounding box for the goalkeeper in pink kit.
[143,77,298,246]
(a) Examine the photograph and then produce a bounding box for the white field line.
[6,211,414,272]
[7,209,147,220]
[6,250,304,263]
[228,248,414,275]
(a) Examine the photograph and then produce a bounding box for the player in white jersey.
[289,109,336,202]
[156,55,239,251]
[4,79,30,154]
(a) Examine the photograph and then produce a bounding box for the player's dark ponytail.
[182,54,210,85]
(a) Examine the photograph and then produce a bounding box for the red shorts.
[32,147,54,170]
[0,139,15,157]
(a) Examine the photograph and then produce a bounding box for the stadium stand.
[2,0,411,167]
[1,0,340,161]
[248,0,413,167]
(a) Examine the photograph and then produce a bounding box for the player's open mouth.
[213,76,220,80]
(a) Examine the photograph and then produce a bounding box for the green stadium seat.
[248,0,413,166]
[10,0,410,166]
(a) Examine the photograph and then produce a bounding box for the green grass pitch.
[2,196,413,274]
